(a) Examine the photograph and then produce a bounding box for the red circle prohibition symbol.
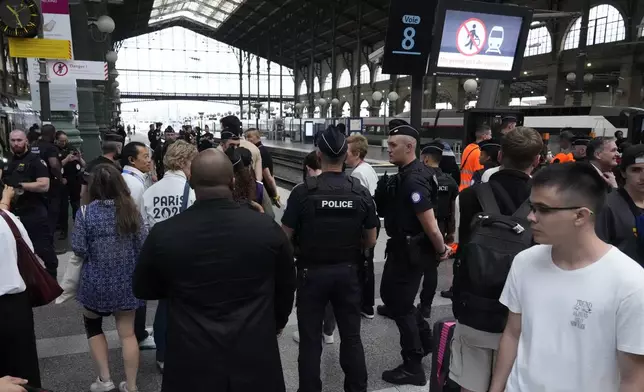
[53,62,68,76]
[456,18,487,57]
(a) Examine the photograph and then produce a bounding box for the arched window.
[525,22,552,56]
[298,80,308,96]
[374,66,388,82]
[338,69,351,88]
[360,99,370,117]
[563,4,625,50]
[313,76,320,93]
[322,73,332,91]
[358,64,370,85]
[342,102,351,117]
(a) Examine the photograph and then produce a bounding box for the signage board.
[28,59,108,84]
[30,82,78,111]
[348,118,363,135]
[9,38,72,60]
[381,0,436,76]
[428,0,533,79]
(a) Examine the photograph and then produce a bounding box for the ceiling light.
[523,71,528,75]
[587,62,592,67]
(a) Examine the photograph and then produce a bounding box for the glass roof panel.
[149,0,245,29]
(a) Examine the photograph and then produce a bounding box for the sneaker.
[292,331,300,343]
[156,361,164,374]
[377,304,392,319]
[90,377,115,392]
[440,289,453,299]
[323,333,334,344]
[118,381,137,392]
[361,307,375,319]
[382,364,427,386]
[138,335,156,350]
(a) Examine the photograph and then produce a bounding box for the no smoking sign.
[456,18,487,56]
[52,62,69,77]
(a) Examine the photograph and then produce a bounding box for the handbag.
[0,209,63,307]
[56,206,86,304]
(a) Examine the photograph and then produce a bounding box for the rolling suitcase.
[429,318,459,392]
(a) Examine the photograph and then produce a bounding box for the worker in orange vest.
[551,129,576,163]
[459,124,491,190]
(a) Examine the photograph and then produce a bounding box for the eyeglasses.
[528,202,594,215]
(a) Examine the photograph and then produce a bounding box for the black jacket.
[133,198,296,392]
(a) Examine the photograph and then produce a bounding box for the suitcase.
[429,318,460,392]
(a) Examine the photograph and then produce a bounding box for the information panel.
[428,0,533,80]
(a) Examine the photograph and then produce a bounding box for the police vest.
[297,175,366,266]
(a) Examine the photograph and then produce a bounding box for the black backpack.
[453,182,533,333]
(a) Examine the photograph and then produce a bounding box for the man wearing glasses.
[489,163,644,392]
[450,127,544,392]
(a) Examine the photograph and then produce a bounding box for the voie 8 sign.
[381,0,437,76]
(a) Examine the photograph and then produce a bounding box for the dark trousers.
[154,300,167,362]
[419,259,439,309]
[47,185,61,236]
[0,291,41,388]
[20,206,58,278]
[297,264,367,392]
[134,304,149,342]
[58,183,80,234]
[380,245,431,368]
[323,303,336,336]
[359,247,375,310]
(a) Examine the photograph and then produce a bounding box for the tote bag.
[56,206,86,304]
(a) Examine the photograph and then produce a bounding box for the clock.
[0,0,41,38]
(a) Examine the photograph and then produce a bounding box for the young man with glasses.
[451,127,543,392]
[489,162,644,392]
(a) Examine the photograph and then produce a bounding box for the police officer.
[55,130,85,240]
[281,125,378,392]
[377,125,451,386]
[31,124,63,236]
[3,130,59,277]
[418,141,458,318]
[153,126,178,180]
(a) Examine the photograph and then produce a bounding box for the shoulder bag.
[56,206,86,304]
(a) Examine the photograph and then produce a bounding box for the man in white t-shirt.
[489,162,644,392]
[346,134,379,318]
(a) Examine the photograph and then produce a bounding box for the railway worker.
[417,141,458,319]
[551,129,575,163]
[378,124,451,386]
[281,125,378,392]
[2,130,58,278]
[460,124,491,191]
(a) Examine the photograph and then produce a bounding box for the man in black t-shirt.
[31,124,63,235]
[80,132,123,204]
[55,130,85,238]
[152,127,178,180]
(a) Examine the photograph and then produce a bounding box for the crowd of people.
[1,113,644,392]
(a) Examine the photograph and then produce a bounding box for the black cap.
[478,139,501,154]
[502,115,517,123]
[620,144,644,170]
[220,115,242,136]
[389,119,409,129]
[572,137,591,146]
[420,141,444,155]
[164,126,175,133]
[318,125,348,158]
[389,124,419,138]
[102,132,124,143]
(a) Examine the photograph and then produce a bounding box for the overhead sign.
[30,82,78,111]
[28,59,108,84]
[8,38,72,60]
[381,0,436,76]
[428,0,533,79]
[41,0,73,53]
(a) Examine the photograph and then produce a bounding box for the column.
[237,49,243,114]
[354,0,362,117]
[330,3,337,117]
[68,0,98,155]
[617,55,643,107]
[545,64,566,106]
[267,39,271,121]
[456,78,466,109]
[498,81,511,107]
[573,0,591,106]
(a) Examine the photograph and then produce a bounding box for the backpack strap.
[489,181,517,212]
[474,183,501,214]
[512,200,532,218]
[305,176,318,191]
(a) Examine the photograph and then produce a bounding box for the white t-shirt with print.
[500,245,644,392]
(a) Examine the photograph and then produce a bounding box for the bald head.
[10,129,28,155]
[190,149,234,199]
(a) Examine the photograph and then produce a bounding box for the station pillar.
[546,64,566,106]
[616,56,643,107]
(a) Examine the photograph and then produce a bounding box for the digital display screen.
[436,10,524,72]
[305,122,314,137]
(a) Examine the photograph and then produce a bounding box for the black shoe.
[377,305,392,319]
[58,231,68,241]
[417,303,432,319]
[382,364,427,386]
[421,332,433,357]
[440,290,453,299]
[361,306,375,319]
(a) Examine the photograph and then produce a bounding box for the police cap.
[478,139,501,154]
[318,125,348,158]
[388,124,419,138]
[501,115,517,125]
[420,141,444,156]
[572,136,591,146]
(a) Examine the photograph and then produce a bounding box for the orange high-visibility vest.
[459,143,483,191]
[551,152,575,164]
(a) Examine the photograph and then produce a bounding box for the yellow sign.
[8,38,72,60]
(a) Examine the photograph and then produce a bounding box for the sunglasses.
[528,202,594,215]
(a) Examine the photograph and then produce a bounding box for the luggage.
[429,318,459,392]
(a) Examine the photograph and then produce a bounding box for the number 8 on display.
[401,27,416,50]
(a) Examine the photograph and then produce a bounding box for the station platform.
[37,186,455,392]
[263,139,392,165]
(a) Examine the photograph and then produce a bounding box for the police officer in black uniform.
[376,125,452,386]
[418,141,458,318]
[55,130,85,239]
[31,124,63,236]
[3,129,59,277]
[281,125,378,392]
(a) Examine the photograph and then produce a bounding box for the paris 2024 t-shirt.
[500,245,644,392]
